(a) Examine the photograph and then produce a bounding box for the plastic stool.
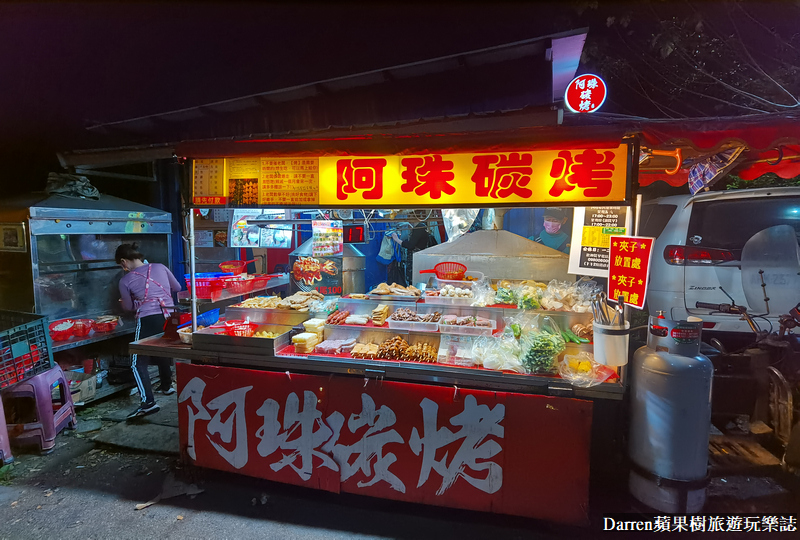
[0,397,11,464]
[1,365,76,454]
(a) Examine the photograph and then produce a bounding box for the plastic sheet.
[442,209,480,242]
[559,351,618,387]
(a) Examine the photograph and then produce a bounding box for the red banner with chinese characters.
[607,236,655,310]
[319,147,629,207]
[177,363,593,525]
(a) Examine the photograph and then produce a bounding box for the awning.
[638,113,800,187]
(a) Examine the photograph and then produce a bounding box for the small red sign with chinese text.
[564,74,607,114]
[607,235,654,310]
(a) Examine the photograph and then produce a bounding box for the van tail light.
[702,322,716,329]
[664,245,734,266]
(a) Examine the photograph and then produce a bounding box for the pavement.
[0,388,799,540]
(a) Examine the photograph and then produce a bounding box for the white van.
[640,187,800,334]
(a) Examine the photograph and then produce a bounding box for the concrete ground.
[1,389,798,540]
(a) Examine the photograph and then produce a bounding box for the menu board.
[192,159,226,205]
[312,220,343,257]
[227,158,261,207]
[260,158,319,206]
[568,206,630,277]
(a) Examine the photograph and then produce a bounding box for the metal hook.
[364,378,369,388]
[453,385,459,400]
[285,371,291,381]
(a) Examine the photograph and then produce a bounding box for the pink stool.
[0,397,11,463]
[1,365,76,454]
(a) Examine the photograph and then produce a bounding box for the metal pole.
[189,210,198,332]
[634,193,643,236]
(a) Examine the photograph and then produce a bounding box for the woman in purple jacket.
[116,243,182,419]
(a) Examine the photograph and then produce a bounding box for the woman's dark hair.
[115,243,144,264]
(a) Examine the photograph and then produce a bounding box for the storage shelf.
[52,326,134,353]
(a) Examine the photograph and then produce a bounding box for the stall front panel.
[177,362,593,525]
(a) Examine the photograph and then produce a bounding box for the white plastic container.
[387,320,439,333]
[422,296,474,306]
[438,320,496,336]
[592,321,630,366]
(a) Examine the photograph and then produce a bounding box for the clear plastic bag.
[494,279,519,306]
[520,316,566,374]
[558,351,618,387]
[471,329,525,374]
[470,278,497,307]
[516,281,545,310]
[539,277,600,312]
[442,209,480,242]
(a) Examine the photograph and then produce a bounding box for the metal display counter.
[130,332,623,400]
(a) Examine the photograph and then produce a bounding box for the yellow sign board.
[318,147,628,206]
[192,147,629,207]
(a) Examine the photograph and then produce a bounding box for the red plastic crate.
[0,310,54,390]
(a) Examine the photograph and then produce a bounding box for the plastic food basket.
[1,310,54,390]
[92,318,119,333]
[420,262,467,281]
[436,271,485,288]
[219,259,256,276]
[225,320,258,338]
[184,272,232,299]
[221,276,255,296]
[49,319,75,341]
[251,274,274,290]
[71,319,94,338]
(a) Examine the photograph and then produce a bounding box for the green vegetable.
[563,328,584,344]
[522,330,565,373]
[510,323,522,339]
[495,287,517,305]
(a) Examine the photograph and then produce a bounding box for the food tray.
[421,296,475,306]
[439,320,496,336]
[49,319,76,341]
[192,324,293,354]
[387,320,439,333]
[367,294,420,302]
[225,306,310,326]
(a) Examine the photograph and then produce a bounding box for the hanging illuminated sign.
[191,145,631,208]
[564,74,607,114]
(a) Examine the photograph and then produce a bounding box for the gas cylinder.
[628,314,714,513]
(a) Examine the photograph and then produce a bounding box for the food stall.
[131,137,636,526]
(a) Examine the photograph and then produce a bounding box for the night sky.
[1,1,796,192]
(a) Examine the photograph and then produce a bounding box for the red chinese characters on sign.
[471,153,534,199]
[548,149,616,198]
[336,158,387,200]
[400,155,456,199]
[176,363,593,525]
[607,236,654,310]
[564,74,607,114]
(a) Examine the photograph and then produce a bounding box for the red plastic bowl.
[93,318,119,333]
[49,319,75,341]
[72,319,94,337]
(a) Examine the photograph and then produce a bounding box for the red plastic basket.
[93,318,119,333]
[221,276,255,295]
[71,319,94,337]
[219,259,256,276]
[185,276,223,299]
[49,319,75,341]
[420,262,467,281]
[251,274,274,290]
[225,320,257,337]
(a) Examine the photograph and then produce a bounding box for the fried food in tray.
[402,343,437,363]
[369,282,421,297]
[276,291,324,312]
[372,304,390,326]
[376,336,409,360]
[351,343,379,359]
[388,308,441,323]
[347,293,369,300]
[232,296,281,309]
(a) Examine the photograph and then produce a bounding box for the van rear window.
[639,204,676,238]
[687,196,800,258]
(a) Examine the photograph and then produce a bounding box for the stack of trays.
[292,332,320,353]
[303,318,326,341]
[372,304,389,326]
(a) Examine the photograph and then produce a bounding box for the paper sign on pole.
[568,206,630,276]
[607,236,655,310]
